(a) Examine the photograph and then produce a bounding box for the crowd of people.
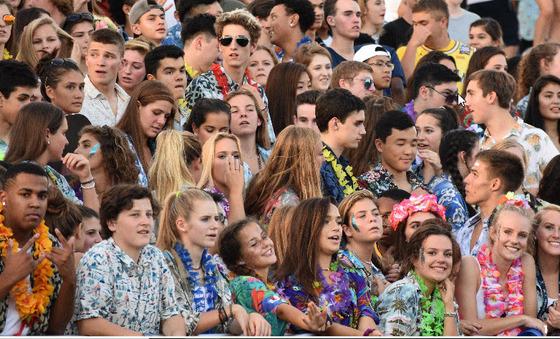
[0,0,559,336]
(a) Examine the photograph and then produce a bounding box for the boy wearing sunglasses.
[331,61,375,100]
[185,9,276,143]
[466,70,559,194]
[407,62,460,121]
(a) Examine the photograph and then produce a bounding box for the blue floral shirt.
[320,143,356,203]
[167,23,183,49]
[73,239,180,336]
[357,162,426,198]
[455,212,490,256]
[426,173,469,231]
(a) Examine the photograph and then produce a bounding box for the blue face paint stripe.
[89,143,100,158]
[351,215,360,232]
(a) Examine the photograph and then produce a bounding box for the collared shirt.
[184,63,276,143]
[80,75,130,127]
[357,162,426,198]
[261,186,300,227]
[338,249,386,304]
[426,173,470,231]
[74,239,179,335]
[320,143,357,203]
[455,212,490,256]
[167,23,183,49]
[481,117,559,190]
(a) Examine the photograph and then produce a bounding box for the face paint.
[473,162,480,167]
[89,143,100,158]
[421,248,425,264]
[351,215,360,232]
[497,224,501,241]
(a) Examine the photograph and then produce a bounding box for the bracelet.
[218,307,228,324]
[81,178,94,185]
[444,312,457,317]
[363,328,376,336]
[81,182,96,190]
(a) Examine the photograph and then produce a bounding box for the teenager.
[118,39,152,96]
[181,14,220,83]
[294,89,321,132]
[318,88,366,203]
[74,184,185,335]
[0,162,76,335]
[128,0,171,47]
[184,98,231,145]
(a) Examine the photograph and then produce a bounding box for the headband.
[497,192,531,210]
[389,194,446,231]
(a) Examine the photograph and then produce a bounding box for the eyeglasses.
[355,77,374,90]
[426,86,458,105]
[65,12,94,23]
[368,61,395,71]
[219,35,250,47]
[3,14,14,25]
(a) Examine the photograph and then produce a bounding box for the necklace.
[411,270,445,336]
[322,144,357,197]
[211,63,259,98]
[478,244,524,336]
[0,211,54,330]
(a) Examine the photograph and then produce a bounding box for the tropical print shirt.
[455,212,490,257]
[74,239,179,336]
[357,162,425,198]
[229,275,289,336]
[261,187,300,227]
[338,249,386,304]
[320,143,356,203]
[426,173,469,231]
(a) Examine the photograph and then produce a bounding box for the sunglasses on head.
[219,35,250,47]
[65,12,94,23]
[51,58,78,66]
[427,86,458,105]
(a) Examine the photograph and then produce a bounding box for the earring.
[290,23,294,27]
[2,202,5,206]
[47,141,50,145]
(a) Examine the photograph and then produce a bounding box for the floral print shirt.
[374,272,460,336]
[338,249,386,304]
[481,118,559,190]
[184,63,276,143]
[357,162,426,198]
[163,249,233,335]
[426,173,469,231]
[229,276,289,336]
[45,164,81,204]
[73,239,180,336]
[455,212,490,257]
[261,187,300,227]
[320,143,356,203]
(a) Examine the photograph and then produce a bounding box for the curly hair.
[79,125,140,186]
[515,42,560,102]
[218,217,265,278]
[439,129,479,199]
[538,155,560,205]
[215,9,261,44]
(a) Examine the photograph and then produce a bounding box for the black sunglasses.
[51,58,78,66]
[65,12,94,24]
[219,35,250,47]
[427,86,458,105]
[362,77,374,90]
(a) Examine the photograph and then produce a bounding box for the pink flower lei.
[478,244,524,336]
[388,194,446,231]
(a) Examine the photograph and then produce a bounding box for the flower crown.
[497,192,531,210]
[389,194,446,231]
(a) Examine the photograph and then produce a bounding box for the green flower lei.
[322,145,358,197]
[411,270,445,336]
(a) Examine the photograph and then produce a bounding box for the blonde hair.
[156,188,215,251]
[197,132,243,188]
[532,204,560,245]
[125,37,153,56]
[17,17,72,69]
[338,190,377,228]
[491,139,529,173]
[489,204,535,252]
[293,43,332,67]
[226,89,271,150]
[267,204,295,264]
[243,126,322,218]
[149,130,202,203]
[215,9,261,44]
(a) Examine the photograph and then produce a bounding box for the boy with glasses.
[185,9,276,142]
[406,62,460,121]
[354,44,393,94]
[331,61,375,100]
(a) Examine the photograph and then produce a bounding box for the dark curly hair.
[538,155,560,205]
[218,217,264,278]
[439,129,479,199]
[79,125,140,186]
[100,184,160,238]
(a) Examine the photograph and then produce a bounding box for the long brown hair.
[244,126,322,218]
[226,89,271,150]
[516,43,560,102]
[273,197,337,301]
[116,80,176,174]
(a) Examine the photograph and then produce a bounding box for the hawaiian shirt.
[261,187,300,227]
[374,272,460,336]
[229,276,289,336]
[320,143,356,203]
[518,0,539,41]
[0,139,7,160]
[163,249,233,335]
[338,249,386,304]
[426,173,470,231]
[125,134,150,187]
[276,257,377,331]
[204,186,229,219]
[184,63,276,143]
[79,75,130,127]
[0,235,63,335]
[481,118,559,190]
[455,212,490,256]
[74,239,180,336]
[45,164,81,204]
[167,23,183,49]
[358,162,426,198]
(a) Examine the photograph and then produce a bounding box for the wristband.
[218,307,228,324]
[363,328,376,336]
[444,312,457,317]
[81,178,94,185]
[81,182,96,190]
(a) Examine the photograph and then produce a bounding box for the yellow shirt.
[397,39,474,93]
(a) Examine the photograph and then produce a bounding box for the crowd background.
[0,0,560,336]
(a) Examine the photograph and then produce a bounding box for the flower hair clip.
[388,194,447,231]
[497,192,531,210]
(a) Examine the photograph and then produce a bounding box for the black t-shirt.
[379,18,412,49]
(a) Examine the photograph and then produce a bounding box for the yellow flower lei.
[3,48,12,60]
[322,145,358,197]
[0,209,54,326]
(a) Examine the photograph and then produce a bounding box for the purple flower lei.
[315,261,354,314]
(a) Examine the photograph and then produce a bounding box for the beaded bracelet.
[81,178,94,185]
